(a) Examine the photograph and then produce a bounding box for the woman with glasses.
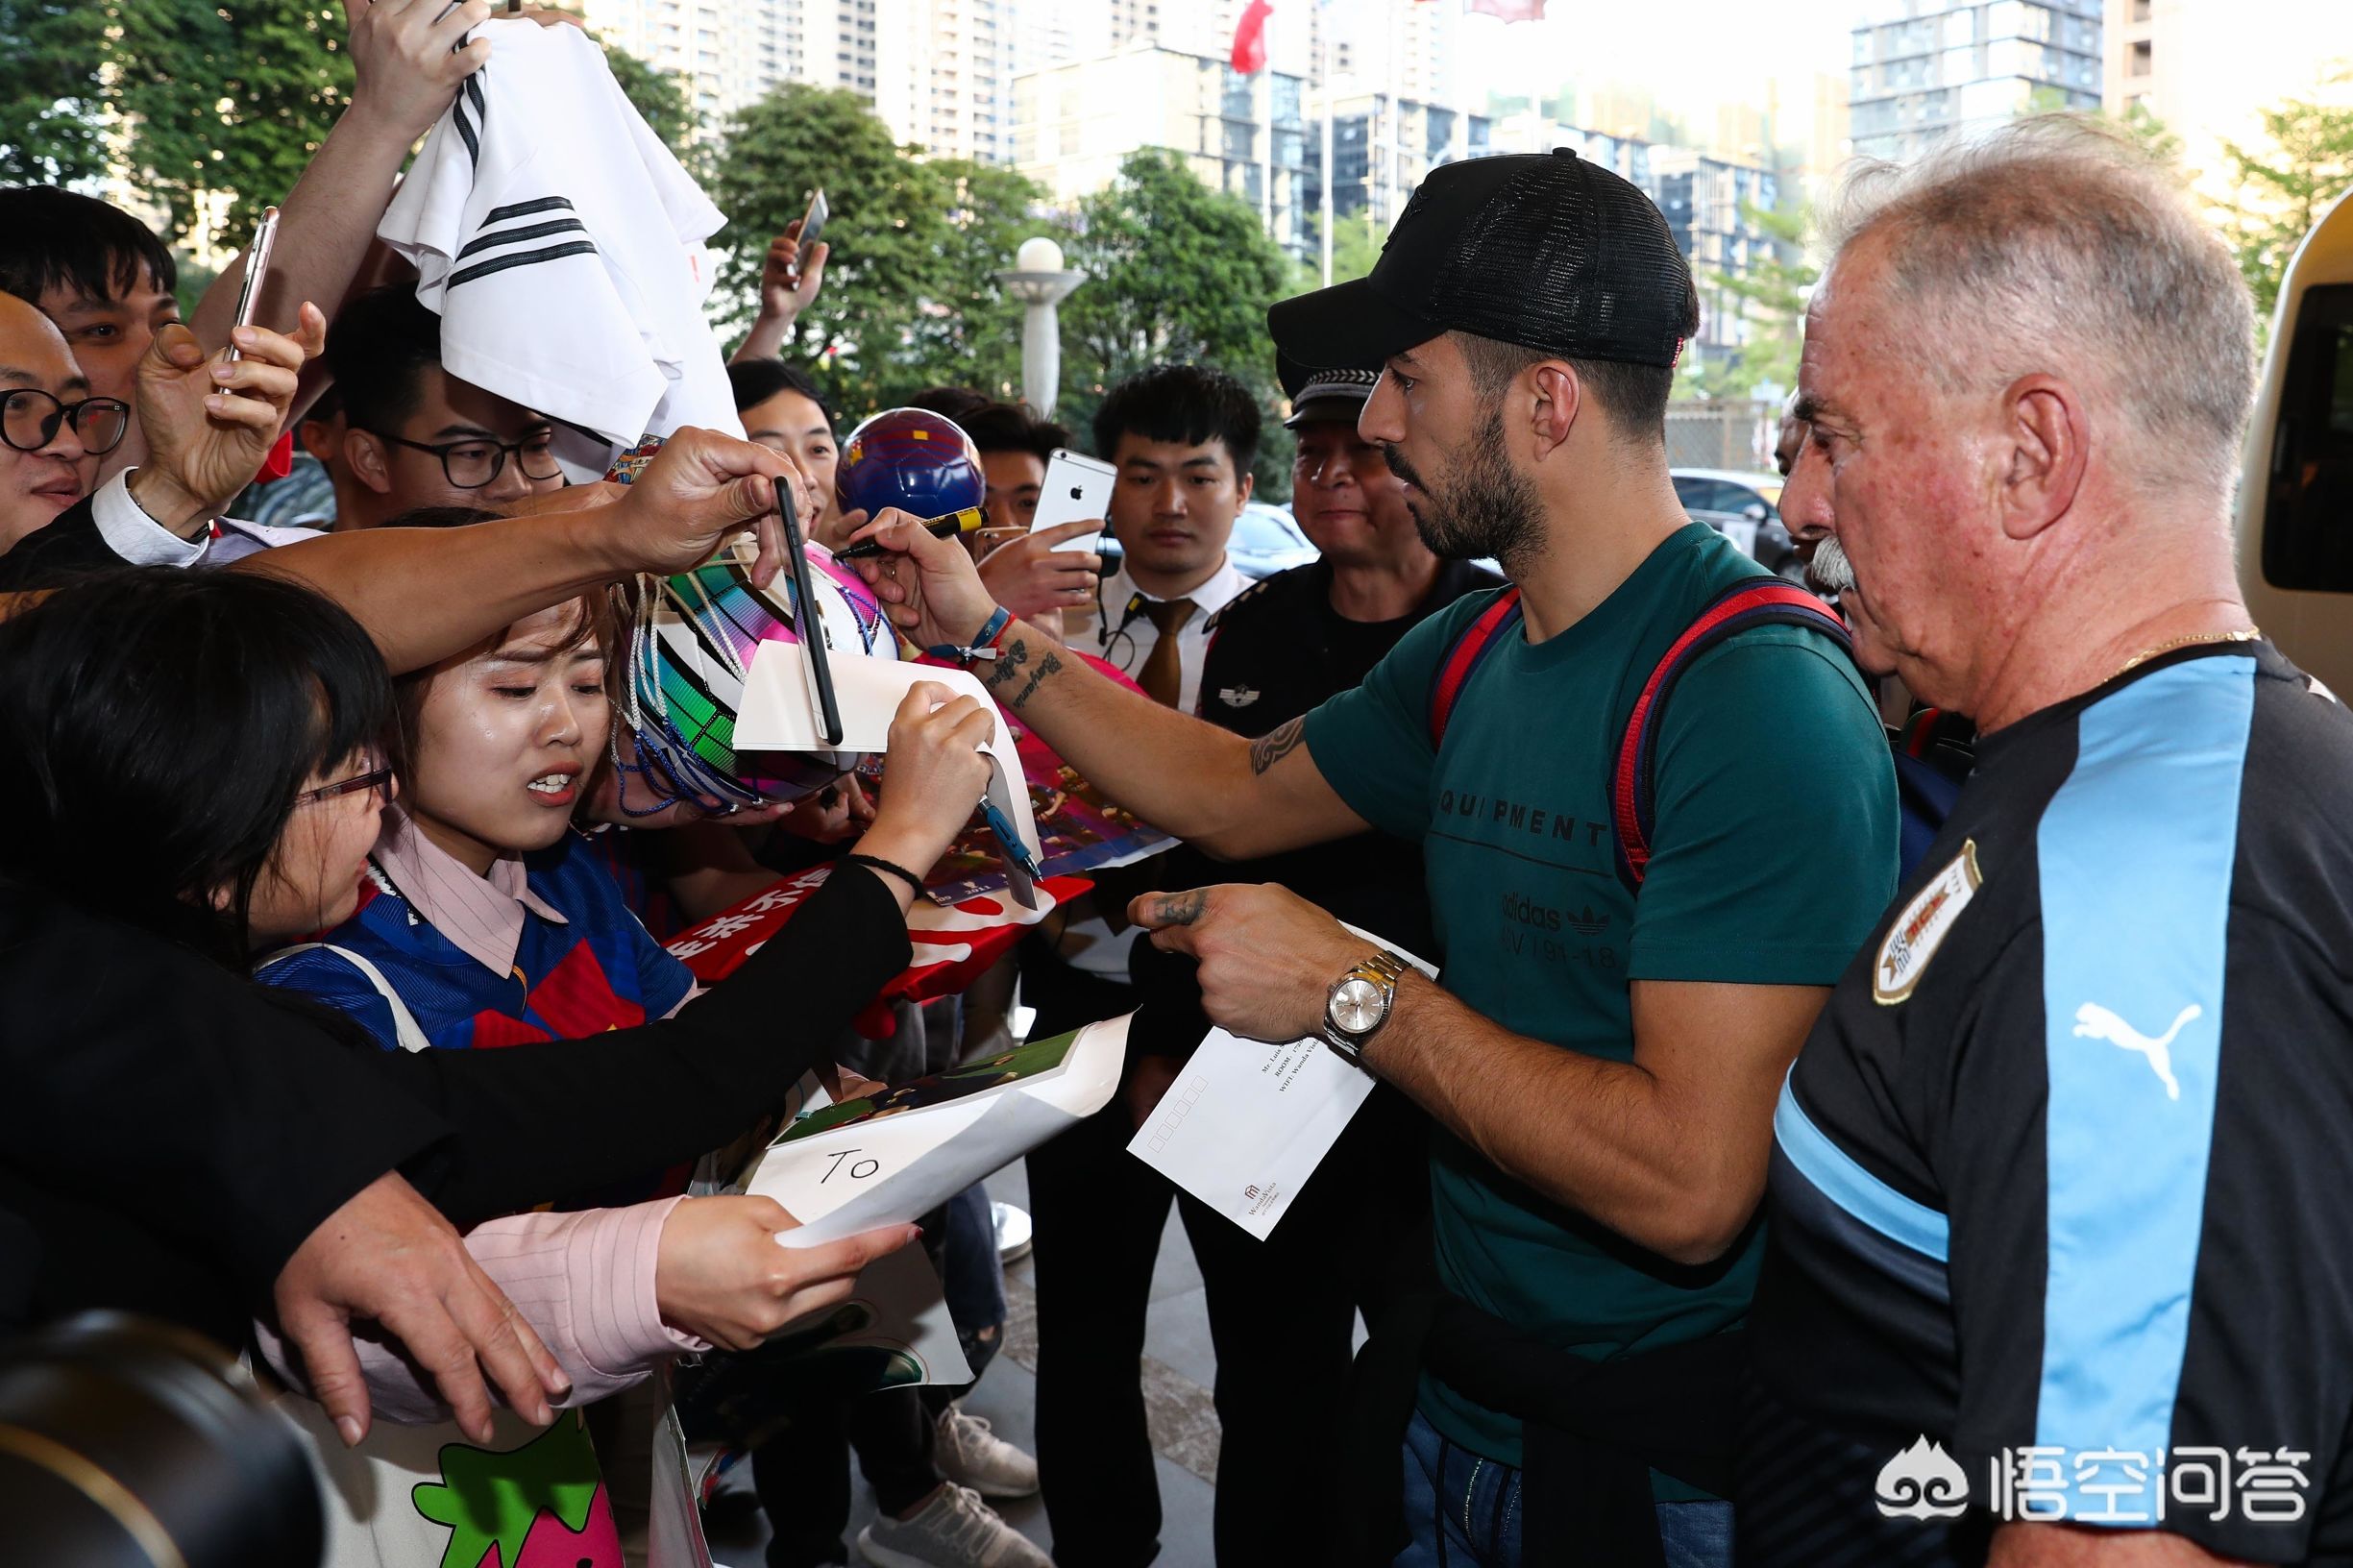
[0,483,999,1482]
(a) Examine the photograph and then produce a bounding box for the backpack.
[1428,579,1956,888]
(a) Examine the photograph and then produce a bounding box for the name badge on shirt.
[1875,840,1982,1005]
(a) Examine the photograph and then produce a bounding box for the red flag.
[1231,0,1273,73]
[1465,0,1546,18]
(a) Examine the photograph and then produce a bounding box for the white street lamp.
[994,235,1087,416]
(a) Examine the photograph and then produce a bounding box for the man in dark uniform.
[1739,119,2353,1567]
[1109,357,1498,1567]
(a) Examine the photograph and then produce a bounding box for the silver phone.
[1030,448,1116,553]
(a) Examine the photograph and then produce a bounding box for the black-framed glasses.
[2,389,131,455]
[369,429,563,489]
[296,766,393,809]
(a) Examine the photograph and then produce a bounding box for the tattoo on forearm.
[982,636,1030,694]
[1249,717,1306,775]
[1151,891,1209,926]
[1009,649,1063,711]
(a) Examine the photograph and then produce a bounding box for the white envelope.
[1128,928,1438,1239]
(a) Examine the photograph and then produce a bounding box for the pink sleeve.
[254,1197,710,1425]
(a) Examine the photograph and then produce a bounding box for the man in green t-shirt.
[844,149,1896,1568]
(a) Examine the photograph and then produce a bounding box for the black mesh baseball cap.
[1269,148,1695,373]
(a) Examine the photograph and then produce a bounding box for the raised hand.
[603,427,810,588]
[344,0,495,147]
[844,508,1003,652]
[131,304,327,534]
[852,681,1000,891]
[978,519,1105,620]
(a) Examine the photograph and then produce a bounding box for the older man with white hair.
[1740,116,2353,1566]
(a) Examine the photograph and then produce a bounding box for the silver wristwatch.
[1322,948,1410,1062]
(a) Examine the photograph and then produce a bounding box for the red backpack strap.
[1611,580,1851,889]
[1426,587,1525,747]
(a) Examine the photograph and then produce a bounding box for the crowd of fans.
[3,11,2350,1568]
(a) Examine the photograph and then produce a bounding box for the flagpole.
[1320,0,1334,286]
[1262,61,1274,233]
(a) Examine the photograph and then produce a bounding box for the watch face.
[1329,976,1386,1036]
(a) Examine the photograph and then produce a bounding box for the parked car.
[1671,468,1806,581]
[2237,184,2353,698]
[1232,502,1319,579]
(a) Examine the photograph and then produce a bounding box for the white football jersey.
[378,20,743,449]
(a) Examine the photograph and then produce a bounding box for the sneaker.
[856,1483,1052,1568]
[991,1201,1032,1264]
[933,1404,1041,1499]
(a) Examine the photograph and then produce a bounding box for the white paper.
[749,1015,1131,1247]
[1128,930,1438,1239]
[735,642,1042,907]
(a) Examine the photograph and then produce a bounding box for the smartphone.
[224,206,281,364]
[789,189,829,286]
[1030,449,1116,553]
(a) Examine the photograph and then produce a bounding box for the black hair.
[905,385,992,424]
[326,286,444,437]
[727,358,835,432]
[1453,268,1698,443]
[0,187,178,308]
[958,401,1069,463]
[0,569,394,965]
[300,384,343,428]
[1091,365,1262,476]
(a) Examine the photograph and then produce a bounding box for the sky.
[1456,0,1858,120]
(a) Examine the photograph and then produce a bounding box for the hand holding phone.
[787,189,829,289]
[1029,449,1115,553]
[225,207,281,364]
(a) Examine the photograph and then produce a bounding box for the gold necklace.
[2114,625,2262,680]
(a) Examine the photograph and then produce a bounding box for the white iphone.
[1030,448,1116,552]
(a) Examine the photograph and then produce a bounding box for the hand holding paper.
[736,643,1044,905]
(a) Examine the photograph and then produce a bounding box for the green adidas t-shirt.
[1301,523,1898,1479]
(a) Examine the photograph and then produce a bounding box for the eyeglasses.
[369,429,563,489]
[2,389,131,455]
[296,766,394,810]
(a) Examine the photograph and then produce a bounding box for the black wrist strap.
[845,852,927,899]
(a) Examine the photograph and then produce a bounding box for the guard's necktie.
[1137,596,1197,708]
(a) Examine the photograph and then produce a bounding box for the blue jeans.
[1394,1409,1734,1568]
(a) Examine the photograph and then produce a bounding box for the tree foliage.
[1687,201,1814,402]
[1057,149,1295,493]
[2221,95,2353,321]
[1291,208,1385,291]
[0,0,111,184]
[100,1,692,250]
[708,82,1045,415]
[1061,149,1288,397]
[105,0,355,248]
